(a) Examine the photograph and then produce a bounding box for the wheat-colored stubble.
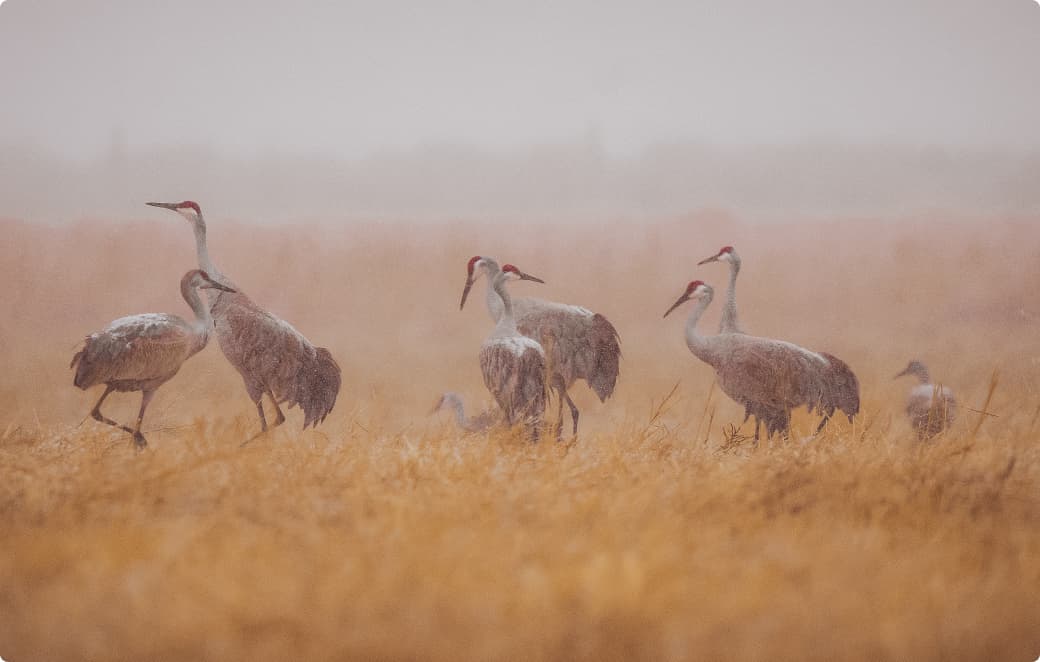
[1,212,1039,660]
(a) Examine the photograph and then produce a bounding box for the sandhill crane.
[478,263,548,438]
[697,245,744,334]
[146,201,340,438]
[431,392,500,433]
[698,245,859,436]
[70,269,235,448]
[663,280,847,440]
[460,256,620,437]
[894,360,957,440]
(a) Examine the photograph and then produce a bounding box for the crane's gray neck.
[192,216,217,276]
[491,273,517,336]
[684,293,722,367]
[180,276,213,332]
[193,215,235,288]
[443,393,467,429]
[719,256,742,334]
[191,215,238,306]
[484,267,505,323]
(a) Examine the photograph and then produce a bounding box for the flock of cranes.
[70,201,957,447]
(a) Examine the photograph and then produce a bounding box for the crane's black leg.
[551,376,566,440]
[779,410,792,440]
[242,401,268,446]
[89,385,118,426]
[813,410,833,436]
[90,385,139,439]
[256,400,268,431]
[131,389,156,449]
[240,380,270,445]
[264,385,286,428]
[563,390,580,437]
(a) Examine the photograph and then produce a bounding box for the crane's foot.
[132,431,148,449]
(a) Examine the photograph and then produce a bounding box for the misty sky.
[1,0,1039,159]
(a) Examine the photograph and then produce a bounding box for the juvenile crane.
[698,245,859,436]
[894,360,957,440]
[478,264,548,437]
[663,280,849,440]
[461,256,620,436]
[431,392,500,433]
[70,269,235,448]
[147,201,341,437]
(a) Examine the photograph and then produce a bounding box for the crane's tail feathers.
[293,346,341,429]
[588,313,621,402]
[70,341,98,390]
[70,348,85,371]
[819,352,860,419]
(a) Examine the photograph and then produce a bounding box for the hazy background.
[1,0,1039,221]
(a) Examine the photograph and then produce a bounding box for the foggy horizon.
[2,0,1039,157]
[2,0,1039,221]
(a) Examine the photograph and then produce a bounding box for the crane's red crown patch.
[502,264,520,274]
[467,256,481,274]
[720,246,734,254]
[687,279,705,293]
[178,201,201,214]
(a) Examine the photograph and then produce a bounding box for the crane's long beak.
[459,276,475,311]
[201,281,236,293]
[893,368,909,380]
[517,271,544,283]
[663,293,691,318]
[146,201,179,210]
[697,253,721,266]
[429,394,447,414]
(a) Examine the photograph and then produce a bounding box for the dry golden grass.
[1,212,1039,660]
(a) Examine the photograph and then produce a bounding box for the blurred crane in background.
[895,360,957,440]
[431,392,500,433]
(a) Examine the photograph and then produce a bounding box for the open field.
[1,213,1039,660]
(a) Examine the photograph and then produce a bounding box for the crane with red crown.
[147,201,341,439]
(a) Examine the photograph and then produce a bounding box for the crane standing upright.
[146,201,341,437]
[71,269,235,448]
[461,256,620,437]
[664,280,848,439]
[477,263,548,437]
[698,245,859,437]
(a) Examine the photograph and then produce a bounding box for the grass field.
[1,212,1039,660]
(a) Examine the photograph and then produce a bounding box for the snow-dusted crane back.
[71,269,235,448]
